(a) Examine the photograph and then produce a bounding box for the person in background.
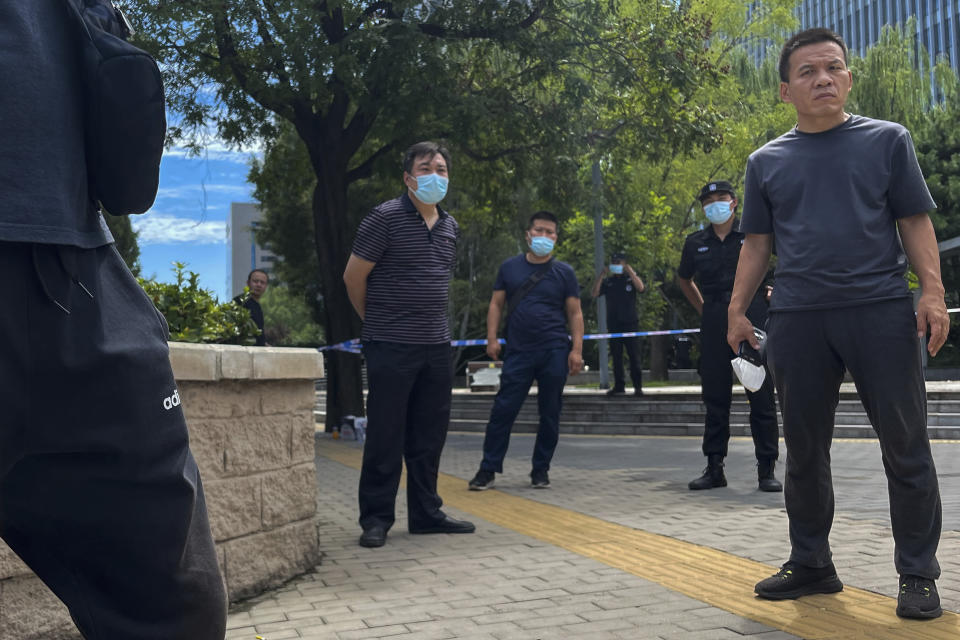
[468,211,584,491]
[591,251,645,397]
[677,180,781,493]
[343,141,475,549]
[234,268,269,346]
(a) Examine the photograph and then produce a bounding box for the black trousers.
[700,296,779,460]
[359,342,453,531]
[0,242,226,639]
[608,326,643,392]
[766,298,941,577]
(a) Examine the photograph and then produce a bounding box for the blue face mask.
[609,264,624,274]
[529,236,555,257]
[703,200,733,224]
[410,173,448,205]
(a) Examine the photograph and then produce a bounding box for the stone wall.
[0,343,324,638]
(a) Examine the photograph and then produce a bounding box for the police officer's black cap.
[611,251,627,261]
[697,180,736,202]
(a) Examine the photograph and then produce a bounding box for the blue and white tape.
[318,328,701,353]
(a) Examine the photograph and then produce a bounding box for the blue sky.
[131,146,259,301]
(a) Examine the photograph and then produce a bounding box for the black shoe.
[758,459,783,492]
[531,469,550,488]
[755,561,843,600]
[688,455,726,490]
[359,525,387,548]
[409,514,475,534]
[633,388,644,397]
[896,574,942,619]
[606,387,625,396]
[468,469,496,491]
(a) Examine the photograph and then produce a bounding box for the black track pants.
[766,298,941,577]
[0,241,227,639]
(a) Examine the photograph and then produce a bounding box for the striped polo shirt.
[352,193,458,344]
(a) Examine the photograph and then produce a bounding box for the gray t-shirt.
[0,2,112,247]
[741,115,935,311]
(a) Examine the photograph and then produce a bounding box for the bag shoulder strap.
[506,258,554,317]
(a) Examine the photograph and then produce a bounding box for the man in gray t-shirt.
[727,28,949,620]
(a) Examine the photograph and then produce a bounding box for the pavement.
[224,416,960,640]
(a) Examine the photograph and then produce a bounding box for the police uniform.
[599,272,643,394]
[678,181,779,491]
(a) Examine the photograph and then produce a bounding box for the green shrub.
[139,262,261,344]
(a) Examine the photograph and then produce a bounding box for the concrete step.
[315,387,960,440]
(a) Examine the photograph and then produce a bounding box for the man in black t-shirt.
[0,5,225,637]
[591,252,645,396]
[234,268,268,346]
[677,181,780,493]
[729,28,947,619]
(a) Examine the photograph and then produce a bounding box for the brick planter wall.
[0,343,324,638]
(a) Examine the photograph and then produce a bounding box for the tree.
[260,283,326,346]
[127,0,726,424]
[846,19,960,239]
[103,213,142,275]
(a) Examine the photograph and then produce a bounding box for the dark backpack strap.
[506,258,554,318]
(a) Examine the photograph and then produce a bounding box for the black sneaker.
[605,388,625,396]
[755,561,843,600]
[896,574,942,619]
[468,470,495,491]
[531,469,550,488]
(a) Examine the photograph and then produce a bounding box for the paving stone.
[221,431,960,640]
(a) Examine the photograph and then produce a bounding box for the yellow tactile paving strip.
[318,439,960,639]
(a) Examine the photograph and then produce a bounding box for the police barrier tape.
[318,308,960,353]
[317,328,702,354]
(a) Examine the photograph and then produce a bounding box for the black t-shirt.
[235,295,266,346]
[495,254,580,352]
[677,222,746,296]
[599,275,640,328]
[0,3,112,247]
[741,115,936,311]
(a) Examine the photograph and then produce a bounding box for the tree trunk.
[310,168,364,431]
[649,334,669,381]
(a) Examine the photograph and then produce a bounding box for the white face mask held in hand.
[731,328,767,392]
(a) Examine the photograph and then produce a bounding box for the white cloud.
[132,215,227,245]
[155,183,253,200]
[162,146,260,164]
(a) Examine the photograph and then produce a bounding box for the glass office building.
[748,0,960,71]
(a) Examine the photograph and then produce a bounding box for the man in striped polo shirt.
[343,141,475,548]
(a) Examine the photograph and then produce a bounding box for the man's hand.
[727,310,758,353]
[486,339,501,361]
[917,291,950,356]
[568,349,584,375]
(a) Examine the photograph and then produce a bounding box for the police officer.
[677,181,781,492]
[591,252,645,396]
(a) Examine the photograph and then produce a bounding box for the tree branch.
[417,0,547,40]
[210,7,293,119]
[345,140,400,184]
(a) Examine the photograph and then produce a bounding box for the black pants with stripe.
[359,341,453,531]
[0,242,226,639]
[700,296,779,460]
[766,298,941,577]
